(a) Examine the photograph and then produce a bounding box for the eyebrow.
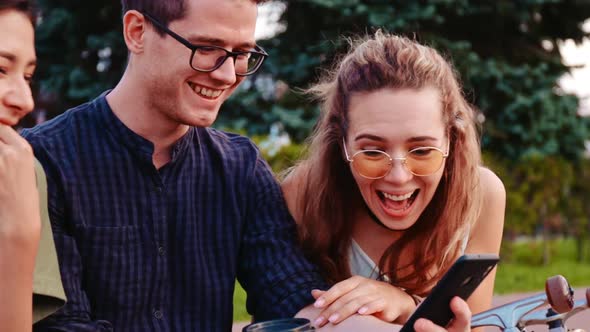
[354,133,385,142]
[406,136,440,143]
[353,134,440,143]
[185,35,256,50]
[0,51,37,67]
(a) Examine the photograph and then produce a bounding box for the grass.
[494,260,590,294]
[232,237,590,322]
[233,283,249,322]
[494,237,590,293]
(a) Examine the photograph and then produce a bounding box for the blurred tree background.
[32,0,126,121]
[30,0,590,266]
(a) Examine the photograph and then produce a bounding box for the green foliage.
[264,0,590,160]
[251,135,307,173]
[34,1,126,118]
[483,153,574,238]
[468,61,589,160]
[217,86,319,142]
[33,1,590,160]
[563,159,590,262]
[484,152,590,264]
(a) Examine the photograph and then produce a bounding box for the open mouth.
[378,189,419,212]
[188,82,223,100]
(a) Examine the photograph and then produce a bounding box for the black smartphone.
[399,253,499,332]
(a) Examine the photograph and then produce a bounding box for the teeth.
[382,191,414,201]
[189,83,223,98]
[202,87,213,97]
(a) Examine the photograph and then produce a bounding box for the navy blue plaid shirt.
[23,92,328,331]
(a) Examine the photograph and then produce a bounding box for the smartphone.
[399,253,499,332]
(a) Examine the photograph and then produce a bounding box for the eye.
[409,147,436,158]
[360,150,388,159]
[195,46,219,54]
[235,52,251,60]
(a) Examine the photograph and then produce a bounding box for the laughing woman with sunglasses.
[281,31,505,331]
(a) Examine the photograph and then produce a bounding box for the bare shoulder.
[478,166,506,202]
[280,163,309,224]
[467,167,506,253]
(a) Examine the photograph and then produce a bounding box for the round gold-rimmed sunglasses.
[342,138,449,179]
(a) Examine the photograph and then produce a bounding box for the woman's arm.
[464,167,506,317]
[0,125,42,331]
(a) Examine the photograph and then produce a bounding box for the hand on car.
[311,275,417,327]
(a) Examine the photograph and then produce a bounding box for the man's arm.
[25,136,112,332]
[237,150,329,321]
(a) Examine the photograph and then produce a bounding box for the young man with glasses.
[20,0,433,331]
[23,0,320,330]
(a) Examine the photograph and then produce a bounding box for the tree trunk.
[542,204,550,266]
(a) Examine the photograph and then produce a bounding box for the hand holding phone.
[399,253,499,332]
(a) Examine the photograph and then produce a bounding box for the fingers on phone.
[450,297,471,323]
[413,318,439,332]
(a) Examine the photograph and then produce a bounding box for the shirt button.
[153,309,163,319]
[158,246,166,256]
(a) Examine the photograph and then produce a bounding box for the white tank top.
[348,233,469,280]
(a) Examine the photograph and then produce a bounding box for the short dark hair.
[0,0,37,25]
[121,0,185,31]
[121,0,269,35]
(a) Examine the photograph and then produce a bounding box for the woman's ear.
[122,10,146,54]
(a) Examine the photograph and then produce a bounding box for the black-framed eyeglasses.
[142,12,268,76]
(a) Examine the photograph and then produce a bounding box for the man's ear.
[122,10,146,54]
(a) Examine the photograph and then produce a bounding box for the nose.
[3,77,34,115]
[383,158,413,184]
[209,56,238,86]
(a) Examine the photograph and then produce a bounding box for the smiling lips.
[188,82,223,99]
[379,189,419,214]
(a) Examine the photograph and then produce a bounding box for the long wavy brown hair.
[290,31,483,296]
